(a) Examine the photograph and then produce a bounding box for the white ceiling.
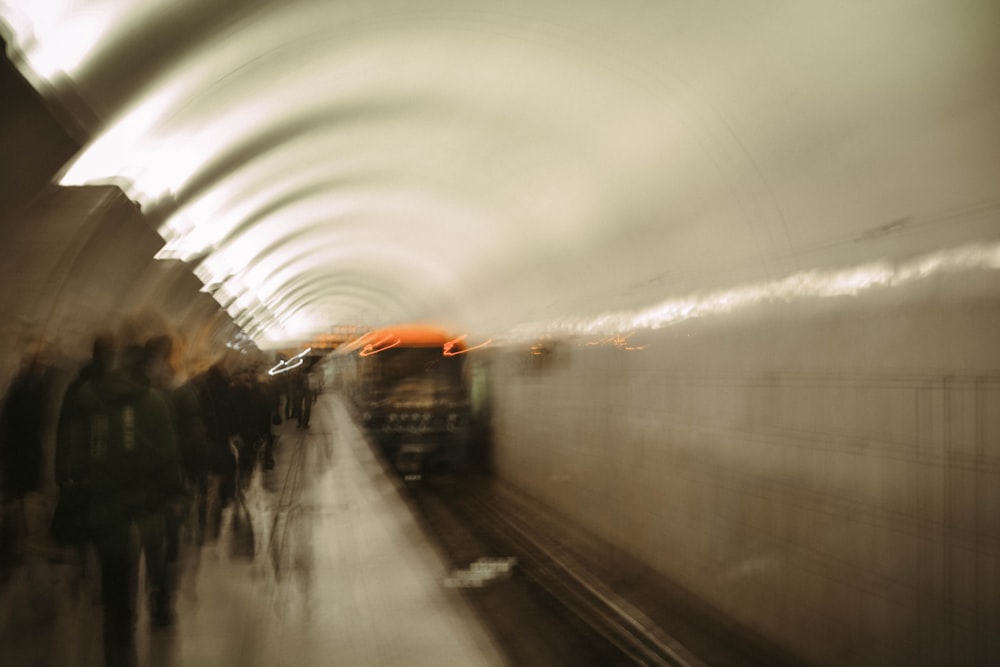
[2,0,999,348]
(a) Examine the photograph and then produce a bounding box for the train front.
[350,327,474,479]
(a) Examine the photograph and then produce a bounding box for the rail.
[416,476,705,667]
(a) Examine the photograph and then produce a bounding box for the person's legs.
[90,507,134,667]
[190,473,207,547]
[137,511,171,626]
[299,393,312,427]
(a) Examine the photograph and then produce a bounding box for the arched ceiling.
[2,0,999,348]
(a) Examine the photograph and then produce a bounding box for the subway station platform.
[0,394,508,667]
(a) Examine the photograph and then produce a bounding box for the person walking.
[64,333,183,667]
[0,344,56,574]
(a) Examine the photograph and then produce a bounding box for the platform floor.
[0,393,508,667]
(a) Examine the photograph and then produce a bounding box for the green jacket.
[68,369,184,514]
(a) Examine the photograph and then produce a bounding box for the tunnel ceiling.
[2,1,999,349]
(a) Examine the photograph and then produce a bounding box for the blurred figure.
[225,368,262,562]
[138,334,193,624]
[230,368,262,482]
[53,334,117,585]
[0,343,56,573]
[170,367,211,552]
[262,375,281,470]
[63,332,184,667]
[297,367,317,429]
[284,369,300,422]
[188,359,238,544]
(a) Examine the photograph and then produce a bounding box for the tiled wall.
[488,278,1000,666]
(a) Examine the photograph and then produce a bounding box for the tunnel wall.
[1,50,239,394]
[0,185,240,396]
[487,270,1000,666]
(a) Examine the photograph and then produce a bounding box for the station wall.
[1,51,239,397]
[487,270,1000,666]
[0,185,239,401]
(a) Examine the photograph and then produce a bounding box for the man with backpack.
[64,333,183,667]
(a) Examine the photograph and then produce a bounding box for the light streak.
[505,242,1000,340]
[443,335,492,356]
[267,346,312,375]
[584,332,645,351]
[268,357,302,376]
[360,335,401,357]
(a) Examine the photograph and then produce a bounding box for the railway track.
[405,474,706,667]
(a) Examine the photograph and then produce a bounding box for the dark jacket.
[190,365,238,474]
[0,362,53,500]
[67,369,183,514]
[171,380,210,479]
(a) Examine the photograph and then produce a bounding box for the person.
[0,344,56,573]
[55,335,115,491]
[64,333,184,666]
[284,370,298,421]
[296,367,316,429]
[229,368,265,482]
[261,375,281,470]
[188,359,238,544]
[52,334,116,585]
[170,367,211,551]
[137,334,194,623]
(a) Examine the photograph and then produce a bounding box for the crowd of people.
[0,329,299,667]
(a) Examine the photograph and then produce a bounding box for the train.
[327,325,491,479]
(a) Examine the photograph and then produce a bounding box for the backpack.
[71,373,182,511]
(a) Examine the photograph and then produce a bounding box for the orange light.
[360,335,401,357]
[443,335,492,356]
[584,332,645,351]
